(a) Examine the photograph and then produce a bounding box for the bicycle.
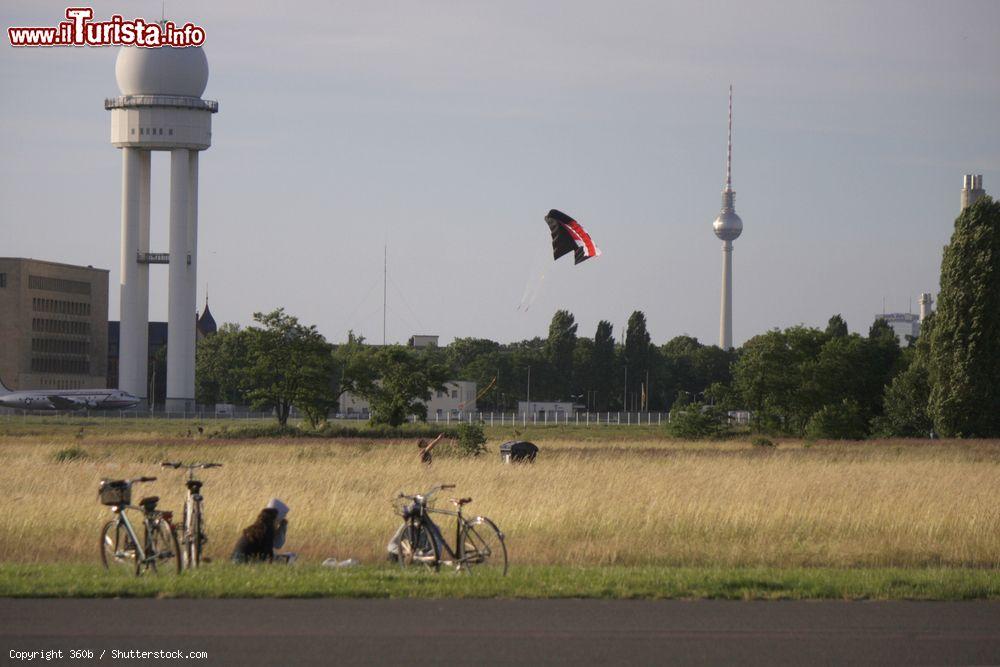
[98,476,180,575]
[160,461,222,569]
[392,484,508,575]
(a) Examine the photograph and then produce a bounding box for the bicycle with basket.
[98,476,180,575]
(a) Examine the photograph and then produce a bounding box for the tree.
[358,345,449,426]
[879,314,934,437]
[825,314,848,338]
[805,399,867,440]
[243,309,336,427]
[591,321,616,410]
[545,310,577,399]
[624,311,652,410]
[929,197,1000,437]
[195,323,250,405]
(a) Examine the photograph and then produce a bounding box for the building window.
[168,129,173,135]
[0,273,5,288]
[451,390,458,399]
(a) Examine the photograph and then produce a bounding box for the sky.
[2,0,998,347]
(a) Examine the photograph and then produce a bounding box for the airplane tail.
[0,376,11,396]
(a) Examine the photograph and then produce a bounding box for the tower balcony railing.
[105,95,218,112]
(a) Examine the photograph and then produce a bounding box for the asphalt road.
[2,599,999,665]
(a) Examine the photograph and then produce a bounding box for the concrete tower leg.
[166,148,194,412]
[186,151,199,397]
[118,147,150,398]
[719,241,733,350]
[136,150,150,400]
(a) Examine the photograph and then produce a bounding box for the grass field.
[0,417,997,598]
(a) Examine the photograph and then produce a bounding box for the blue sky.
[2,0,998,346]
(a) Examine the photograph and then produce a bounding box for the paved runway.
[2,599,999,665]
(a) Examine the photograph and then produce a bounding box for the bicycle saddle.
[450,497,473,507]
[138,496,159,510]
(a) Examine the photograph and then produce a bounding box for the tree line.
[195,197,999,437]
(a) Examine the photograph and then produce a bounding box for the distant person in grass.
[418,434,445,465]
[231,498,293,564]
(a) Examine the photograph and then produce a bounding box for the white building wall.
[339,380,476,419]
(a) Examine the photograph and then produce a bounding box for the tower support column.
[719,241,733,350]
[166,148,195,412]
[118,147,150,399]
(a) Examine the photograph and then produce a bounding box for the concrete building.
[108,44,218,410]
[878,313,920,345]
[339,381,477,420]
[712,86,744,350]
[518,401,575,420]
[0,258,108,390]
[408,335,439,348]
[961,174,986,212]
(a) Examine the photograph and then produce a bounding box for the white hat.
[266,498,290,521]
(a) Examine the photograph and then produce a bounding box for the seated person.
[231,498,292,564]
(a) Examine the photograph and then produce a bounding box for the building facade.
[877,313,920,345]
[0,258,108,390]
[339,380,477,419]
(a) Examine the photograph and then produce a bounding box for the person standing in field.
[418,433,445,465]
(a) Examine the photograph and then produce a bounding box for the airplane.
[0,376,140,411]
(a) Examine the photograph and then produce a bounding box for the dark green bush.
[805,399,868,440]
[751,436,775,448]
[668,403,725,439]
[455,422,488,457]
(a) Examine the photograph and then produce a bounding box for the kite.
[545,209,601,265]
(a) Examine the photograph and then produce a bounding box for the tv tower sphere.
[713,86,743,350]
[107,44,218,411]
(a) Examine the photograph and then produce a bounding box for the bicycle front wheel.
[143,520,181,575]
[100,519,139,576]
[398,523,439,571]
[459,517,508,575]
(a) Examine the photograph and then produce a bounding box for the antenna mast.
[726,84,733,191]
[383,244,387,346]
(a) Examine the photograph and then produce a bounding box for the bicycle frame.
[107,504,172,567]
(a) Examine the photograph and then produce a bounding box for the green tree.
[545,310,578,399]
[929,197,1000,437]
[879,314,934,437]
[591,320,616,410]
[805,399,867,440]
[195,323,249,405]
[825,314,848,338]
[358,346,448,426]
[624,311,652,410]
[243,309,336,427]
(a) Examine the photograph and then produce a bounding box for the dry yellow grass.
[0,432,998,568]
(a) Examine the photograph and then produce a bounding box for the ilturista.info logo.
[8,7,206,47]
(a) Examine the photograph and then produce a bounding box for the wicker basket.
[99,479,131,506]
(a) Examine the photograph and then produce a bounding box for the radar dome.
[115,46,208,97]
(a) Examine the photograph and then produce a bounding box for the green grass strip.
[1,564,997,600]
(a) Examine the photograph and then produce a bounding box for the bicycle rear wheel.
[100,519,139,576]
[398,523,439,571]
[143,520,181,575]
[459,517,508,575]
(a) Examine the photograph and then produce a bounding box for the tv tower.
[712,85,743,350]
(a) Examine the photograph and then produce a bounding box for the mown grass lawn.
[1,564,998,600]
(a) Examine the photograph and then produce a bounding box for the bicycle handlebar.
[397,483,456,502]
[160,461,223,469]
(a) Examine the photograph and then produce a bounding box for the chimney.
[961,174,985,212]
[919,293,933,322]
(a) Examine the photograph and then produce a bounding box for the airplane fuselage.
[0,388,140,411]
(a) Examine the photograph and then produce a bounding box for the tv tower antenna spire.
[726,84,733,191]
